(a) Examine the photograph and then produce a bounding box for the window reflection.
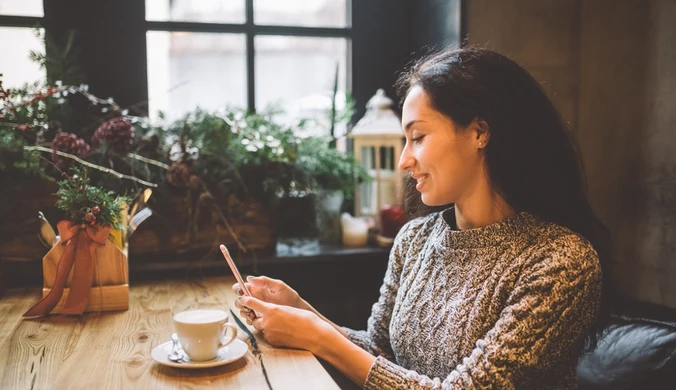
[254,0,347,27]
[146,0,245,24]
[147,32,246,122]
[0,27,45,88]
[255,36,348,136]
[0,0,43,17]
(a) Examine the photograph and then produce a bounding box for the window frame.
[145,0,353,113]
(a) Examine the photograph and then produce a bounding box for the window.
[0,0,45,89]
[0,0,43,17]
[145,0,351,131]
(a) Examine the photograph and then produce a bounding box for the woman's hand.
[232,275,306,320]
[237,295,333,353]
[232,275,301,307]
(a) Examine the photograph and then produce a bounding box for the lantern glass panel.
[380,146,396,170]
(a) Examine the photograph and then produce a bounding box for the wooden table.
[0,276,340,390]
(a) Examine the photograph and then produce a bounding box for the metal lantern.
[349,89,404,220]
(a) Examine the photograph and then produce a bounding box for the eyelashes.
[411,135,425,144]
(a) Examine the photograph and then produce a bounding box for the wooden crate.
[42,237,129,313]
[128,197,276,256]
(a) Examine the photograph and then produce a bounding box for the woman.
[234,47,613,389]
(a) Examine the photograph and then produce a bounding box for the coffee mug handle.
[219,323,238,348]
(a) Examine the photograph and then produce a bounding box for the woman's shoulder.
[396,211,443,241]
[526,219,601,273]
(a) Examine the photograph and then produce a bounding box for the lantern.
[349,89,404,221]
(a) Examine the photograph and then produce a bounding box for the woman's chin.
[420,190,454,207]
[420,194,442,207]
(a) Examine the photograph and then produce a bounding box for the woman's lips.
[413,174,428,191]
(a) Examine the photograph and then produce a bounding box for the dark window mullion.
[145,21,246,33]
[0,15,43,28]
[145,21,350,38]
[245,0,255,112]
[253,25,351,38]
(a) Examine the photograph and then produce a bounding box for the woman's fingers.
[238,296,270,313]
[251,316,264,330]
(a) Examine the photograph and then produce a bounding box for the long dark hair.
[396,46,614,352]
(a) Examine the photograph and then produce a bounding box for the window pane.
[0,0,43,17]
[255,36,348,136]
[146,0,245,24]
[254,0,347,27]
[147,32,246,123]
[0,27,45,88]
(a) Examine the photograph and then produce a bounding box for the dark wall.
[351,0,414,119]
[578,0,676,307]
[352,0,463,120]
[43,0,148,111]
[412,0,462,55]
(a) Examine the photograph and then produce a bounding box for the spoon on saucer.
[168,333,186,363]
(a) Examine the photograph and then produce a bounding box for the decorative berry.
[85,212,95,223]
[91,205,101,215]
[91,116,135,155]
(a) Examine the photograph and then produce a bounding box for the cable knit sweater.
[344,208,602,389]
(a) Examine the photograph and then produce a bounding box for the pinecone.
[51,133,91,169]
[92,116,135,155]
[166,162,192,188]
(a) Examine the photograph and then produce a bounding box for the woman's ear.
[471,118,490,148]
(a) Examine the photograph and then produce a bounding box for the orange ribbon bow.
[23,220,111,317]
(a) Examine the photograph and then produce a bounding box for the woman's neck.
[454,187,515,230]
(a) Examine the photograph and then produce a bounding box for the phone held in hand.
[220,244,250,296]
[220,244,257,319]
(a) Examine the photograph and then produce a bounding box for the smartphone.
[220,244,250,295]
[219,244,257,319]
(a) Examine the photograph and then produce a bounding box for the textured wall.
[465,0,676,307]
[465,0,582,130]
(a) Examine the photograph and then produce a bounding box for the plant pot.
[275,192,319,255]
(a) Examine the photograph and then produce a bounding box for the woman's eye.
[411,135,425,144]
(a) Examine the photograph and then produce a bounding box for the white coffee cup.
[173,309,239,361]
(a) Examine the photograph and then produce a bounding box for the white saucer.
[152,338,248,369]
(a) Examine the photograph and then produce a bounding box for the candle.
[379,204,406,238]
[340,213,369,247]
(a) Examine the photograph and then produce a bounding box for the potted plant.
[296,137,369,245]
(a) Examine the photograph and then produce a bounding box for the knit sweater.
[344,208,602,389]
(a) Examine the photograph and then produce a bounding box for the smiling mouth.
[412,174,428,189]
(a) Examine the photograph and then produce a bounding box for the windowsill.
[127,244,390,282]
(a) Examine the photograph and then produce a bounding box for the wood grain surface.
[0,276,340,390]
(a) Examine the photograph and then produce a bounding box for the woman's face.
[399,86,486,206]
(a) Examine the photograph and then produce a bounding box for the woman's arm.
[238,296,376,386]
[242,233,602,389]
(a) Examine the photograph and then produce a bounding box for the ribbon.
[23,220,111,317]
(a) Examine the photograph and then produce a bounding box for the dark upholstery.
[577,315,676,390]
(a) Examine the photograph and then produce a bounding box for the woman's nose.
[398,146,414,171]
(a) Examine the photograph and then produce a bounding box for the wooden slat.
[42,285,129,313]
[42,240,129,288]
[0,276,340,390]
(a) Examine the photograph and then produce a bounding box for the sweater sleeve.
[342,219,419,360]
[362,234,603,390]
